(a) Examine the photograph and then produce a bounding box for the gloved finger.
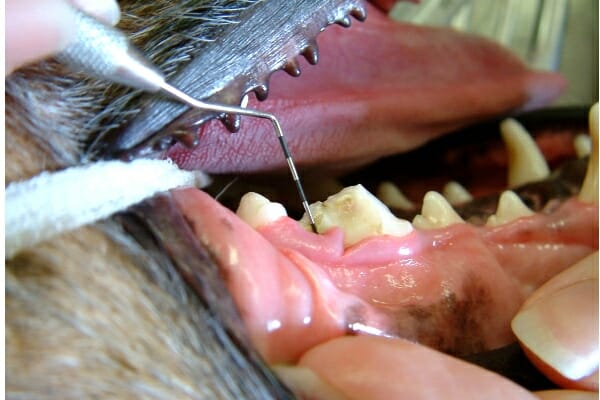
[274,335,537,400]
[5,0,119,75]
[512,252,599,391]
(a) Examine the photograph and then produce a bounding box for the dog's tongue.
[167,4,565,174]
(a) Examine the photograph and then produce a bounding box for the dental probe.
[57,8,317,232]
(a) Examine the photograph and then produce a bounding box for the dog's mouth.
[113,2,597,368]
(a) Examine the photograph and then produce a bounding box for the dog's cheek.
[6,225,224,397]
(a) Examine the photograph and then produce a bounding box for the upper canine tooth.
[442,181,473,205]
[236,192,287,229]
[486,191,534,227]
[299,184,413,247]
[500,118,550,188]
[413,191,464,229]
[376,182,415,210]
[579,103,599,204]
[574,133,592,158]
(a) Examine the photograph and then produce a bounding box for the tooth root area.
[574,133,592,158]
[501,118,550,188]
[579,103,599,204]
[413,191,464,230]
[486,191,534,227]
[376,182,415,210]
[442,181,473,205]
[236,192,287,229]
[299,184,413,247]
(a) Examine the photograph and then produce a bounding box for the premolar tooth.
[574,133,592,158]
[413,191,464,230]
[299,184,413,247]
[442,181,473,205]
[237,192,287,229]
[501,118,550,187]
[376,182,415,210]
[486,191,534,227]
[579,103,599,204]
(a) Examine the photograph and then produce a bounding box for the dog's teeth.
[236,192,287,228]
[299,184,413,247]
[574,133,592,158]
[486,191,534,227]
[413,191,464,229]
[442,181,473,205]
[501,118,550,188]
[376,182,415,210]
[579,103,599,204]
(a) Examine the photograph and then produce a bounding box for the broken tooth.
[236,192,287,229]
[442,181,473,205]
[486,191,534,227]
[579,103,599,204]
[574,133,592,158]
[376,181,415,210]
[500,118,550,188]
[299,184,413,247]
[412,191,464,230]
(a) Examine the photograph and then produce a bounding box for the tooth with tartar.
[574,133,592,158]
[299,184,413,247]
[486,191,534,227]
[442,181,473,205]
[376,181,415,210]
[501,118,550,188]
[236,192,288,228]
[413,191,464,229]
[579,103,598,204]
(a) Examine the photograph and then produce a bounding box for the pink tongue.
[167,4,565,174]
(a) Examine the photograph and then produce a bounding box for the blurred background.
[390,0,598,106]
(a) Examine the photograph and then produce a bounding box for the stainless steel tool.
[57,8,317,231]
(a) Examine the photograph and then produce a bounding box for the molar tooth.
[299,184,413,247]
[574,133,592,158]
[501,118,550,188]
[486,191,534,227]
[442,181,473,205]
[413,191,464,230]
[579,103,599,204]
[236,192,287,229]
[376,181,415,210]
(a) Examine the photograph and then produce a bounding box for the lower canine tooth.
[579,103,599,204]
[376,182,415,210]
[236,192,287,228]
[413,191,464,229]
[574,133,592,158]
[442,181,473,205]
[501,118,550,188]
[486,191,534,227]
[299,184,413,247]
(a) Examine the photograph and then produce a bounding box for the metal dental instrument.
[58,8,317,232]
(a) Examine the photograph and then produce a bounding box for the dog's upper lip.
[164,4,565,175]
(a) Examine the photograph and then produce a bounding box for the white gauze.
[6,159,210,259]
